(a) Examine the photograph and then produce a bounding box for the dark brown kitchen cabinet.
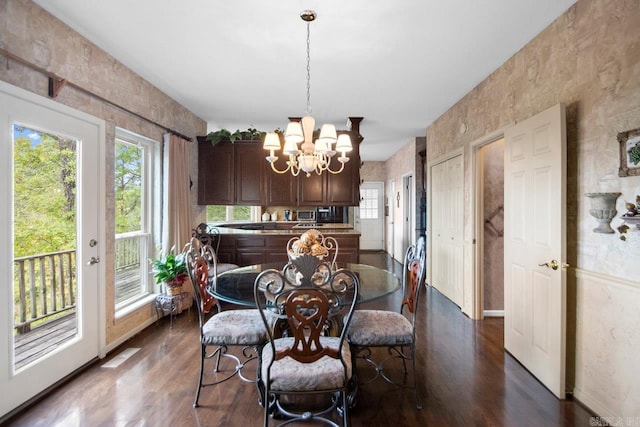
[197,118,364,206]
[265,156,297,206]
[198,138,234,205]
[296,140,360,206]
[197,138,264,205]
[326,140,360,206]
[235,143,265,205]
[297,171,326,206]
[220,232,359,266]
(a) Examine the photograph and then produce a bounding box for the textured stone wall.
[482,139,504,311]
[385,138,418,259]
[427,0,640,278]
[360,161,387,182]
[0,0,206,347]
[425,0,640,416]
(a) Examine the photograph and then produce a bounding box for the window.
[206,205,258,222]
[114,129,160,310]
[359,187,380,219]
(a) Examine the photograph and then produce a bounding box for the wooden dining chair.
[347,236,426,409]
[254,254,359,426]
[186,241,269,408]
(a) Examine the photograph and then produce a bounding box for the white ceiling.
[35,0,576,161]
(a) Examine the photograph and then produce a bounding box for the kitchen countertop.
[291,223,354,230]
[210,222,359,235]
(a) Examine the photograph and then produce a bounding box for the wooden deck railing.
[115,232,150,305]
[13,233,151,334]
[13,250,76,334]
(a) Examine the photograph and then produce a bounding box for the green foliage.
[628,143,640,165]
[13,128,77,257]
[114,140,143,233]
[234,206,252,221]
[205,127,266,146]
[206,205,252,222]
[206,205,227,222]
[13,128,144,259]
[151,251,188,285]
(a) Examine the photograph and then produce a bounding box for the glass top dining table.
[209,262,400,307]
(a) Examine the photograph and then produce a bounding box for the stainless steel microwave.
[296,210,316,221]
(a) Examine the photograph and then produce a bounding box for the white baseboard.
[102,316,158,356]
[573,386,609,418]
[483,310,504,317]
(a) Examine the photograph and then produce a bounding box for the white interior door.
[430,155,463,306]
[0,81,103,417]
[402,174,413,252]
[504,103,566,398]
[358,182,384,250]
[387,180,395,258]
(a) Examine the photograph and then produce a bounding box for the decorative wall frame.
[618,127,640,177]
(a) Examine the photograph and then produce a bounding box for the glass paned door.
[358,182,385,250]
[12,125,79,370]
[0,81,103,418]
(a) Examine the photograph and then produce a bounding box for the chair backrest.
[400,237,427,322]
[186,239,218,317]
[254,253,358,364]
[192,223,221,255]
[286,229,339,269]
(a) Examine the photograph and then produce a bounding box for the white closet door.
[431,154,463,306]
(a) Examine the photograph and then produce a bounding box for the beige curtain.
[162,133,193,254]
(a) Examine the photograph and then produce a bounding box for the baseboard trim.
[483,310,504,317]
[103,316,157,355]
[573,387,607,418]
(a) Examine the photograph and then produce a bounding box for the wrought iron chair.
[254,254,359,426]
[347,236,426,409]
[192,222,238,274]
[186,242,269,408]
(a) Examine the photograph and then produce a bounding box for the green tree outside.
[13,126,76,258]
[114,140,142,234]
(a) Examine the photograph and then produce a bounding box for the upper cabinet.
[197,139,265,206]
[197,138,234,205]
[296,138,360,206]
[197,117,363,206]
[265,155,297,206]
[235,143,266,205]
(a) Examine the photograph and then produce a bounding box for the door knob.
[538,259,559,270]
[88,256,100,266]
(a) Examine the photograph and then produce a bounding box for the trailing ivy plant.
[206,127,266,146]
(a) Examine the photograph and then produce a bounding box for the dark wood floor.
[5,252,594,426]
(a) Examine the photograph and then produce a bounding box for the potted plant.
[151,250,188,296]
[205,127,267,146]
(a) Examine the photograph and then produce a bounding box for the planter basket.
[166,284,183,296]
[164,276,187,296]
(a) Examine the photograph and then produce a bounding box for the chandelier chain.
[262,9,352,178]
[305,20,312,115]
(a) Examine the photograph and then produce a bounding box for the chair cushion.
[202,309,267,346]
[262,337,352,392]
[348,310,413,346]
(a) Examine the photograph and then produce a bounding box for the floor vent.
[101,348,140,368]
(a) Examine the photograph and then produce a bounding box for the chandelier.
[263,10,352,177]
